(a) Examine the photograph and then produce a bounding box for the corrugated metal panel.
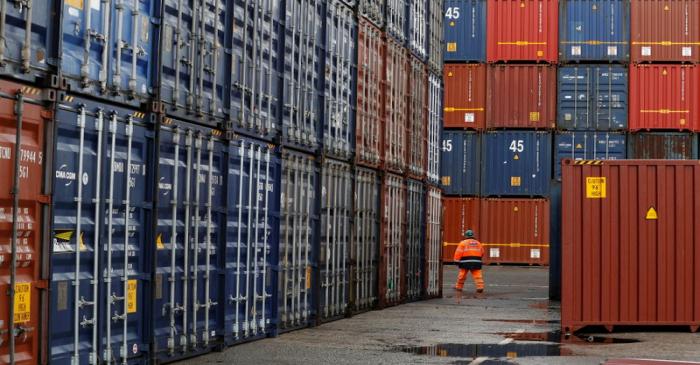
[319,159,352,321]
[50,97,154,364]
[486,0,559,63]
[281,0,324,152]
[487,65,557,130]
[405,180,425,302]
[559,0,630,62]
[481,198,550,266]
[424,187,443,298]
[152,119,227,362]
[481,131,553,197]
[427,73,442,184]
[561,160,700,333]
[444,0,487,62]
[628,132,698,160]
[351,168,379,313]
[558,65,628,131]
[62,0,159,106]
[427,0,445,72]
[324,1,357,160]
[379,174,406,308]
[407,56,428,179]
[631,0,700,63]
[386,0,408,43]
[441,198,481,263]
[383,38,409,174]
[444,64,486,130]
[358,0,386,28]
[229,0,283,137]
[279,151,318,331]
[549,181,562,300]
[554,132,627,181]
[440,130,480,196]
[629,65,700,131]
[0,81,50,365]
[408,0,428,59]
[356,19,384,168]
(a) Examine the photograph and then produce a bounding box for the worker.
[453,229,485,295]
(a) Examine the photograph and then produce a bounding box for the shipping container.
[554,132,627,181]
[0,81,52,365]
[628,132,698,160]
[549,181,562,300]
[444,0,487,62]
[61,0,158,107]
[427,0,445,72]
[358,0,386,28]
[152,118,227,362]
[228,0,283,138]
[281,0,325,152]
[487,65,557,129]
[408,0,428,60]
[486,0,559,63]
[356,19,384,168]
[444,64,486,130]
[386,0,408,43]
[481,131,553,197]
[481,198,550,266]
[383,38,409,173]
[631,0,700,63]
[427,72,442,184]
[319,159,352,321]
[379,174,406,307]
[350,168,380,313]
[561,160,700,333]
[559,0,630,62]
[50,95,154,364]
[441,197,481,263]
[405,180,425,302]
[440,130,480,196]
[324,1,357,160]
[407,56,428,179]
[279,151,319,331]
[424,187,443,298]
[629,65,700,131]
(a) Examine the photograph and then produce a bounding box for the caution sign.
[447,42,457,52]
[511,176,521,187]
[127,280,137,314]
[529,112,540,122]
[54,230,87,253]
[586,177,606,199]
[14,283,31,323]
[646,207,658,220]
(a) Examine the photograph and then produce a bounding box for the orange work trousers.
[455,268,484,290]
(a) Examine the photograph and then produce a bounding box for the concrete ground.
[180,265,700,364]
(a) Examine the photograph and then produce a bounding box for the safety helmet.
[464,230,474,238]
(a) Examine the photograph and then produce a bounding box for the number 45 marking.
[509,140,525,153]
[445,7,460,19]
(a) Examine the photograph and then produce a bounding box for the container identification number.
[509,140,525,153]
[445,7,460,19]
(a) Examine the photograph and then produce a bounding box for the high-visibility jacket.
[454,239,485,270]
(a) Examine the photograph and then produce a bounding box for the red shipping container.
[384,37,409,174]
[379,174,407,308]
[629,64,700,131]
[631,0,700,63]
[487,0,559,63]
[356,19,385,169]
[442,197,481,263]
[443,64,487,130]
[487,64,557,129]
[562,159,700,334]
[481,198,550,265]
[407,55,428,179]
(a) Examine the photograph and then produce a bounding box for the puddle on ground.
[498,331,641,344]
[398,343,572,359]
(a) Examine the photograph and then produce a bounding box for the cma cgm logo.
[56,165,88,187]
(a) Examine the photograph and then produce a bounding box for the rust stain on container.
[384,37,409,174]
[442,197,481,263]
[487,0,559,62]
[631,0,700,63]
[443,64,487,130]
[562,159,700,334]
[487,64,557,129]
[356,19,385,169]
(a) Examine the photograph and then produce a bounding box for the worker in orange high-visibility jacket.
[454,229,485,293]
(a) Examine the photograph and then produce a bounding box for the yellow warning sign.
[441,176,451,186]
[127,280,137,314]
[646,207,658,220]
[513,154,520,160]
[511,176,522,187]
[306,267,312,289]
[449,21,455,27]
[575,144,583,149]
[507,351,518,358]
[55,230,87,251]
[156,234,165,250]
[586,177,607,199]
[447,43,457,52]
[14,283,31,324]
[66,0,83,9]
[529,112,540,122]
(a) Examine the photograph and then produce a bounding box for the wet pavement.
[180,265,700,364]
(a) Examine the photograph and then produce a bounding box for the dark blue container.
[559,0,630,62]
[554,131,626,181]
[49,95,154,364]
[558,65,628,131]
[60,0,159,107]
[443,0,487,62]
[481,131,552,197]
[440,130,480,196]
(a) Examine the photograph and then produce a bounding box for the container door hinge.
[35,280,49,290]
[38,195,51,204]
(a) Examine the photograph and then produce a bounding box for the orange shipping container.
[443,64,487,130]
[442,197,481,263]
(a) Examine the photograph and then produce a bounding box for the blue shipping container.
[440,130,480,196]
[554,131,626,181]
[558,65,628,131]
[559,0,630,62]
[481,131,552,197]
[443,0,487,62]
[50,97,154,364]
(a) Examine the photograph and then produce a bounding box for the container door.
[407,58,427,179]
[384,39,408,174]
[427,73,441,183]
[350,168,379,312]
[424,188,442,298]
[405,180,425,301]
[356,19,383,168]
[408,0,427,59]
[380,174,405,307]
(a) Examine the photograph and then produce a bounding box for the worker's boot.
[454,287,463,304]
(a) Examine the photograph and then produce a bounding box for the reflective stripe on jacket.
[453,239,485,263]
